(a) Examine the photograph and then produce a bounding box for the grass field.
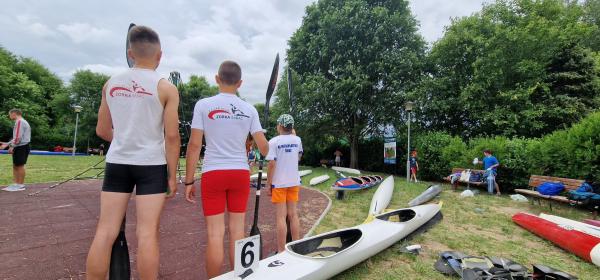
[2,156,598,279]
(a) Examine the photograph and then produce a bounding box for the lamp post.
[405,101,414,182]
[72,105,83,156]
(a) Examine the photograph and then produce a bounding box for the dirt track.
[0,180,330,279]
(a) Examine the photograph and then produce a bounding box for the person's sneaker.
[2,184,22,192]
[15,184,26,191]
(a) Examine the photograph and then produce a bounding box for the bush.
[413,132,466,181]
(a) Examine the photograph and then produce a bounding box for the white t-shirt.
[191,93,263,172]
[266,134,303,188]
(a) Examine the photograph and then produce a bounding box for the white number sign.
[234,235,260,278]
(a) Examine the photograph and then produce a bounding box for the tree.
[417,0,599,138]
[583,0,600,51]
[179,75,218,123]
[286,0,425,168]
[68,70,109,149]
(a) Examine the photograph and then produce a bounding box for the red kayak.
[584,219,600,227]
[512,212,600,267]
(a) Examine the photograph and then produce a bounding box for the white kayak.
[309,175,330,186]
[540,213,600,238]
[365,176,394,222]
[332,166,361,175]
[408,185,442,207]
[250,173,267,182]
[212,204,441,280]
[299,170,313,177]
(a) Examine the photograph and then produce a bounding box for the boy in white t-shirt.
[184,61,269,278]
[266,114,303,252]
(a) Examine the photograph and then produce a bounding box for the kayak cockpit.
[288,229,362,259]
[376,209,416,223]
[351,177,364,184]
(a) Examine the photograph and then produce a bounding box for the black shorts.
[102,163,168,195]
[12,144,30,166]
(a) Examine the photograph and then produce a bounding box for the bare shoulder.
[158,79,178,95]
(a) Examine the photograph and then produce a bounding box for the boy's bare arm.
[160,80,181,197]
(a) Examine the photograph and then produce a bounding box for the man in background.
[1,109,31,192]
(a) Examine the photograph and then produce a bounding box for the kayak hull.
[213,204,441,280]
[299,170,312,177]
[331,166,361,175]
[513,212,600,266]
[408,185,442,207]
[368,176,394,217]
[331,177,367,191]
[309,175,330,186]
[539,213,600,238]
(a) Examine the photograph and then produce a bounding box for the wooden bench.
[444,168,487,190]
[514,175,583,211]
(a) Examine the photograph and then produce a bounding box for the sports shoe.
[16,184,26,191]
[2,184,24,192]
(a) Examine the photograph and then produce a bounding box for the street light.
[72,105,83,156]
[405,101,414,182]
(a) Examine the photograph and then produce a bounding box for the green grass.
[0,155,105,185]
[2,157,598,278]
[299,167,600,280]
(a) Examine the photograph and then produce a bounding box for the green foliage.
[417,0,600,138]
[410,112,600,190]
[413,132,466,181]
[67,70,109,148]
[285,0,425,167]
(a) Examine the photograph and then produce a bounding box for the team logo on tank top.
[208,104,250,120]
[109,80,153,98]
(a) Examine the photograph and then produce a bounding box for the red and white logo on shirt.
[109,80,153,98]
[208,104,251,120]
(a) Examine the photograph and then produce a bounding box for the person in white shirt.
[86,25,180,280]
[184,60,268,278]
[266,114,303,252]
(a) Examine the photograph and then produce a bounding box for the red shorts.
[410,167,417,175]
[201,170,250,216]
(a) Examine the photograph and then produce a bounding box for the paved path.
[0,180,330,279]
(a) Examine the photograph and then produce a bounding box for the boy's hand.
[166,178,177,198]
[266,184,272,196]
[8,147,14,154]
[185,184,196,203]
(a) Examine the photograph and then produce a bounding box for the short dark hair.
[218,60,242,85]
[9,109,22,116]
[281,125,293,133]
[128,25,160,58]
[483,149,492,154]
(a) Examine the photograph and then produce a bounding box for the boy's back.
[268,134,302,188]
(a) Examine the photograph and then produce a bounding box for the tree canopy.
[283,0,425,167]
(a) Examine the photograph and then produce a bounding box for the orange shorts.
[271,186,300,203]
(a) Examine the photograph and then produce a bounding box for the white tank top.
[105,68,166,165]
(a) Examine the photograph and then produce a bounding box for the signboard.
[383,125,396,164]
[234,235,260,278]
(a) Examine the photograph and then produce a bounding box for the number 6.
[241,241,255,268]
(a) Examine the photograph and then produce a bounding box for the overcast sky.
[0,0,487,104]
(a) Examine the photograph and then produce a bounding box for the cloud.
[1,0,488,105]
[14,14,57,38]
[57,23,113,44]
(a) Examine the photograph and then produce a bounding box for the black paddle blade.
[109,229,130,280]
[264,53,279,125]
[286,66,293,114]
[126,23,136,68]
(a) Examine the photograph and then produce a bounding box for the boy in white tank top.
[86,25,181,280]
[184,61,269,278]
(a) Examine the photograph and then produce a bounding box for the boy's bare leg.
[136,193,166,280]
[286,202,300,241]
[275,203,288,252]
[205,214,225,278]
[228,212,246,268]
[86,192,131,280]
